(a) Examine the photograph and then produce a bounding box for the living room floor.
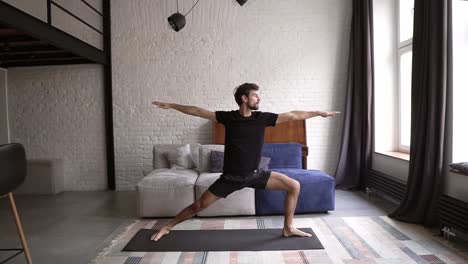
[0,190,466,264]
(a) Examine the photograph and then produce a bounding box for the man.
[150,83,337,241]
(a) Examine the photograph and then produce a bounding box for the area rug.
[89,216,468,264]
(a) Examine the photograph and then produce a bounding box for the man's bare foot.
[150,226,170,241]
[282,227,313,238]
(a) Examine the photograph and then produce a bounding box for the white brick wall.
[7,65,107,190]
[4,0,351,191]
[112,0,351,190]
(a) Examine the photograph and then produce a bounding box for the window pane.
[400,50,412,148]
[452,1,468,162]
[399,0,414,42]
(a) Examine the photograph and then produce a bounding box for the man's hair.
[233,83,259,106]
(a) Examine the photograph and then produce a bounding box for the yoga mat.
[123,228,324,252]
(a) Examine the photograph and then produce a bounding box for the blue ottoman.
[256,143,336,215]
[255,168,335,215]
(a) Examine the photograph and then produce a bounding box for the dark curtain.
[335,0,374,190]
[389,0,452,227]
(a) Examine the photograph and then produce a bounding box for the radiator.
[365,169,407,203]
[365,170,468,240]
[439,194,468,239]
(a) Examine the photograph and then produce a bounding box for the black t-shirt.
[215,110,278,176]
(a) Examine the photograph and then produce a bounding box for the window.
[398,49,411,150]
[452,1,468,162]
[397,0,414,153]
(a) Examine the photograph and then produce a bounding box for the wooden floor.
[0,190,466,264]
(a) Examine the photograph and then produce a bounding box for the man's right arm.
[152,101,217,122]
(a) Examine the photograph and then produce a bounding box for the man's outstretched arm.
[276,110,339,124]
[152,101,217,122]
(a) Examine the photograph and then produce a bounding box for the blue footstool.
[255,143,335,215]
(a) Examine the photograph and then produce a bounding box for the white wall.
[112,0,352,190]
[0,69,9,144]
[3,0,102,49]
[7,65,107,190]
[372,153,409,182]
[445,171,468,202]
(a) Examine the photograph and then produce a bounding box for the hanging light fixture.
[168,12,185,32]
[236,0,248,6]
[168,0,201,32]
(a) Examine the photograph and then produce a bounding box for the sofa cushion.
[195,172,255,216]
[261,143,302,169]
[166,144,195,169]
[137,168,198,217]
[255,168,335,215]
[138,169,198,189]
[198,145,225,173]
[153,143,200,169]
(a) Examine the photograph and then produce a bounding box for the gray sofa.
[137,142,336,217]
[137,143,255,217]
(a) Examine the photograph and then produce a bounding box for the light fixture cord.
[184,0,202,16]
[176,0,178,12]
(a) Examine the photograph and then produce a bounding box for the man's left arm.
[276,111,339,124]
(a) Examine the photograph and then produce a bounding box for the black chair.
[0,143,32,264]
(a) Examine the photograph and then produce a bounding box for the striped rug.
[89,216,468,264]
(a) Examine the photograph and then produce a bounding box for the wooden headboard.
[213,120,309,169]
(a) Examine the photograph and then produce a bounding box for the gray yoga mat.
[122,228,324,252]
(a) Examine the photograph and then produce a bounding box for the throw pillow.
[209,150,271,172]
[198,145,225,173]
[166,144,195,169]
[449,162,468,175]
[210,150,225,173]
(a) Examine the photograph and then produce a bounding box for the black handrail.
[81,0,103,17]
[47,0,51,24]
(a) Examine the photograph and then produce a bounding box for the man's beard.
[248,103,259,110]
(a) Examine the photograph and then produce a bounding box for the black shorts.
[208,169,272,198]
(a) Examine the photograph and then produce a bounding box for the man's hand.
[318,111,340,117]
[152,101,172,109]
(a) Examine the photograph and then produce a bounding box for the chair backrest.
[261,143,302,169]
[0,143,27,195]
